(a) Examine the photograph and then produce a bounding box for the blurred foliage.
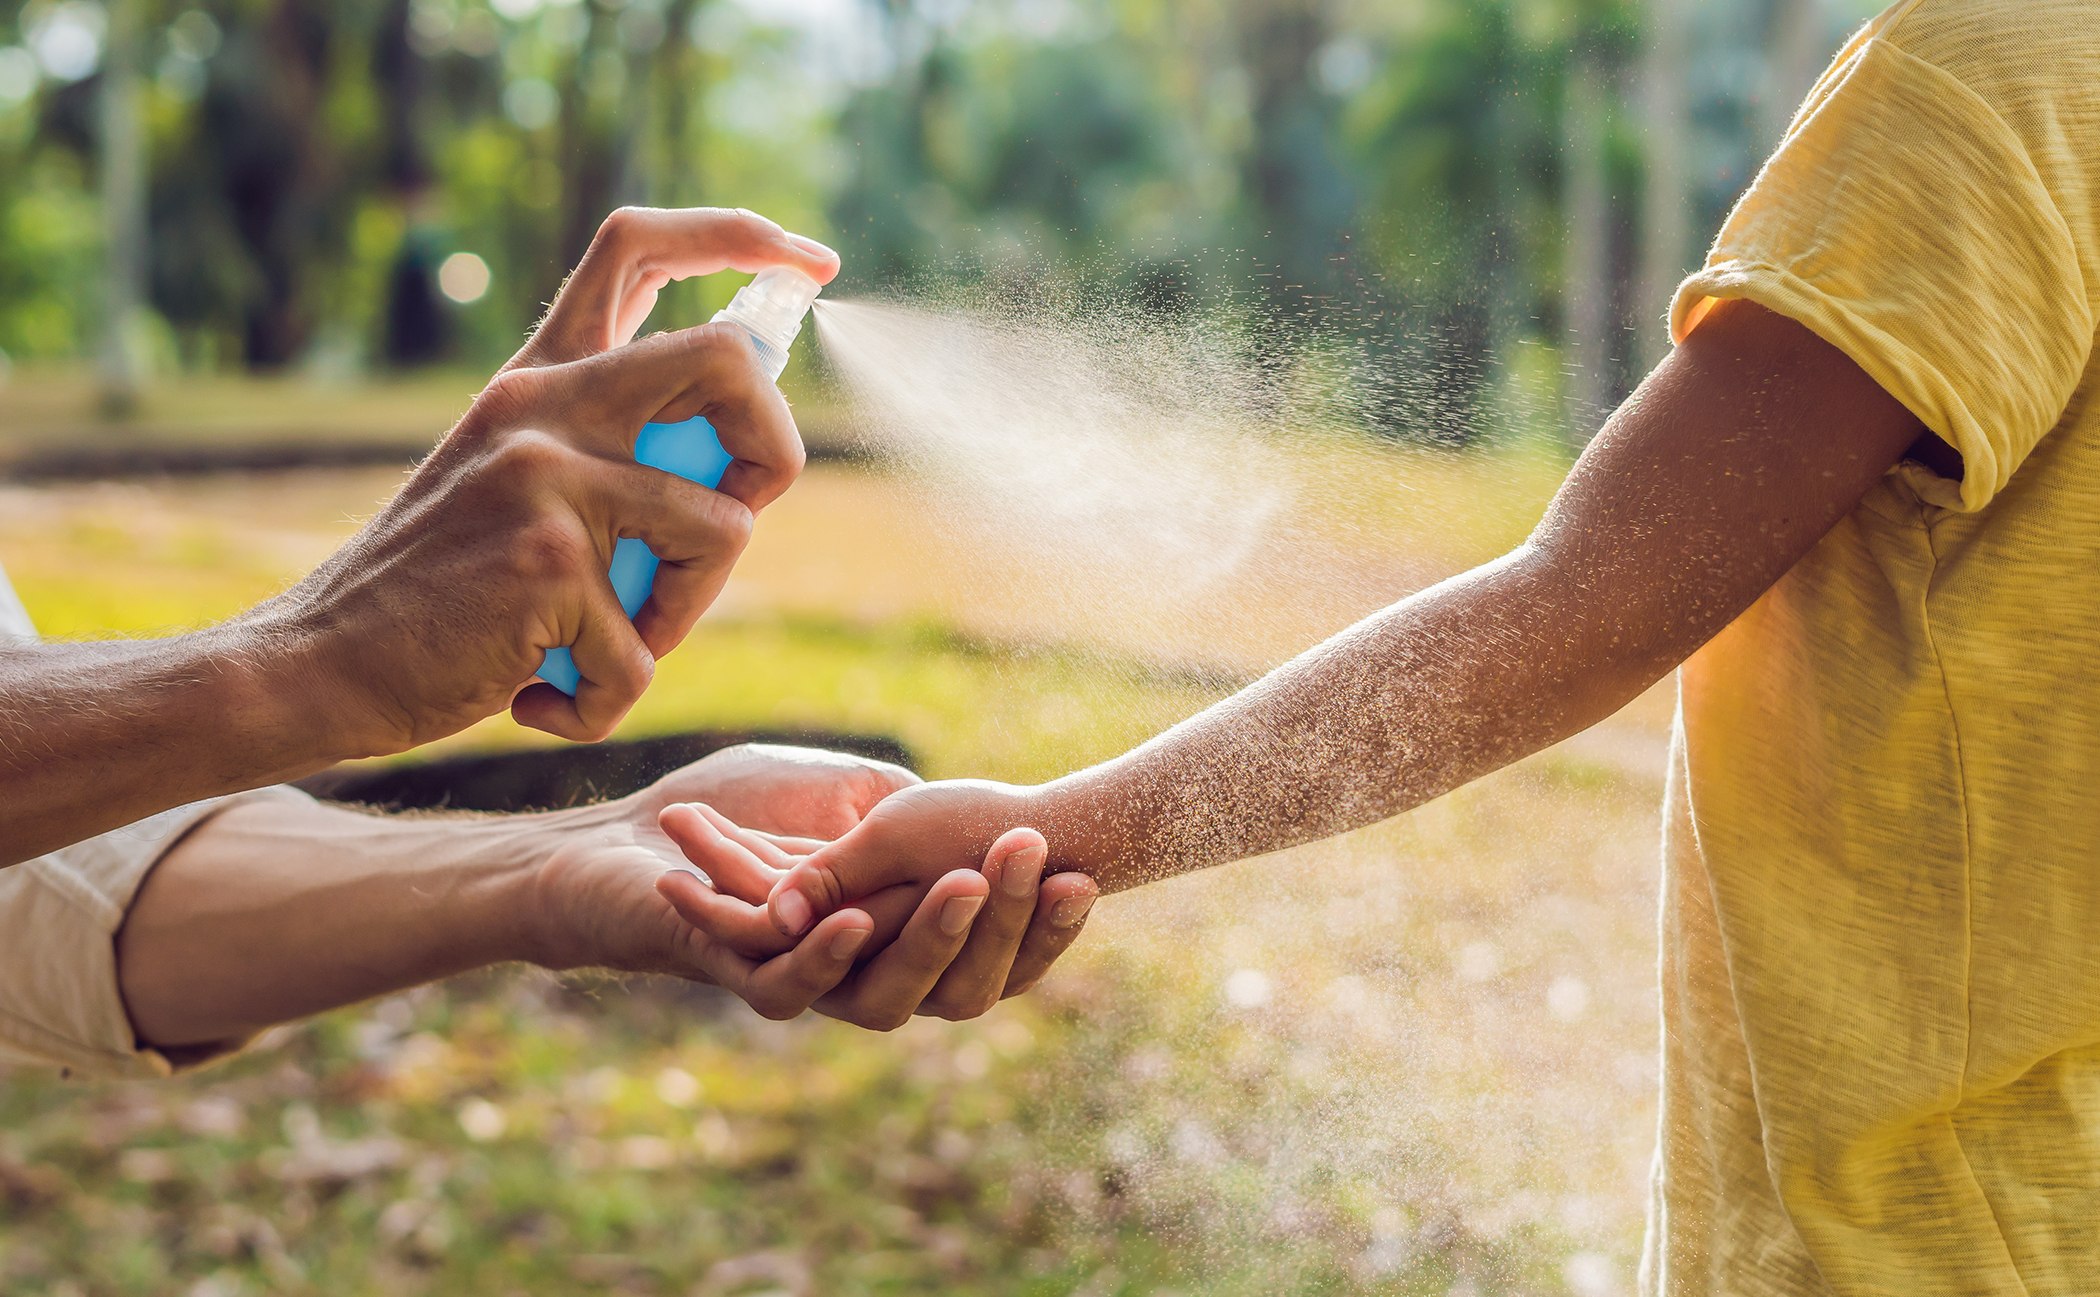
[0,0,1890,440]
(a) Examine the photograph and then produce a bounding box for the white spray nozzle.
[714,265,824,382]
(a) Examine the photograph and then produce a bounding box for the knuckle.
[596,205,644,248]
[703,494,755,550]
[477,365,547,423]
[515,516,588,584]
[904,953,952,986]
[695,320,759,373]
[844,998,911,1032]
[778,427,808,480]
[585,665,650,717]
[799,866,845,916]
[715,206,781,245]
[483,427,573,491]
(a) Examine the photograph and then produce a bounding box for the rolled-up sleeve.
[0,785,315,1080]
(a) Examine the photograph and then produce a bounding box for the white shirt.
[0,555,299,1078]
[0,557,35,644]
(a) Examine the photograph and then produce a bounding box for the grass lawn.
[0,445,1663,1296]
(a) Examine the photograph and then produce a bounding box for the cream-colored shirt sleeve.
[0,785,316,1080]
[1670,15,2092,513]
[0,556,36,646]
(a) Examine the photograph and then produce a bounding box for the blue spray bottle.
[537,264,824,694]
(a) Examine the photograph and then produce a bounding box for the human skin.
[736,298,1941,930]
[0,207,836,869]
[117,744,1099,1051]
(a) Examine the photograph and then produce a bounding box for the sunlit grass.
[0,445,1660,1296]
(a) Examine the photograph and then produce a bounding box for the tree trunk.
[553,9,620,305]
[650,0,701,211]
[1635,0,1693,372]
[1562,45,1613,445]
[98,0,146,414]
[1761,0,1830,154]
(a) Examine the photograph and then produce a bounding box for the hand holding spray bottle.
[537,265,825,694]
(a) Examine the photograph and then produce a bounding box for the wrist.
[229,597,396,764]
[173,615,357,783]
[413,804,604,973]
[1024,768,1143,893]
[507,800,635,971]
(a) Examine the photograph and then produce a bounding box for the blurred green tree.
[0,0,1881,419]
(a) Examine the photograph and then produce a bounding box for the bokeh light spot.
[654,1067,701,1109]
[0,47,37,103]
[437,252,491,304]
[502,76,558,129]
[455,1097,507,1142]
[1223,967,1272,1009]
[1457,939,1502,982]
[1547,974,1591,1021]
[30,3,104,82]
[168,10,222,61]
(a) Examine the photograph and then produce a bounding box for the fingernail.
[940,895,985,937]
[776,888,814,936]
[829,928,870,961]
[1051,894,1096,929]
[660,865,714,889]
[788,232,839,260]
[1001,845,1046,899]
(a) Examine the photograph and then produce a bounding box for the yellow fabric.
[1648,1,2100,1293]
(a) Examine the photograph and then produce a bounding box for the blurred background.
[0,1,1887,1295]
[0,0,1883,425]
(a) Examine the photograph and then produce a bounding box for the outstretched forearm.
[0,619,345,868]
[115,744,1095,1052]
[1021,298,1930,893]
[1030,545,1661,891]
[114,796,565,1050]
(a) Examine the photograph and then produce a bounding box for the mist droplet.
[1223,968,1273,1009]
[1547,975,1591,1021]
[1457,940,1502,982]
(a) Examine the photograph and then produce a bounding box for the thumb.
[765,854,848,940]
[765,828,927,938]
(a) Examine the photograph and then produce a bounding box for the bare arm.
[114,746,1091,1050]
[1,208,836,868]
[0,631,341,866]
[758,299,1934,926]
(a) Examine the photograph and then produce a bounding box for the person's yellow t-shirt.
[1650,1,2100,1292]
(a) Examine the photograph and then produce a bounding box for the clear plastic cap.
[713,265,824,382]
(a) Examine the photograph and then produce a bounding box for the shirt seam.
[1945,1113,2033,1295]
[1874,0,1930,42]
[1916,515,1977,1096]
[1917,514,2029,1287]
